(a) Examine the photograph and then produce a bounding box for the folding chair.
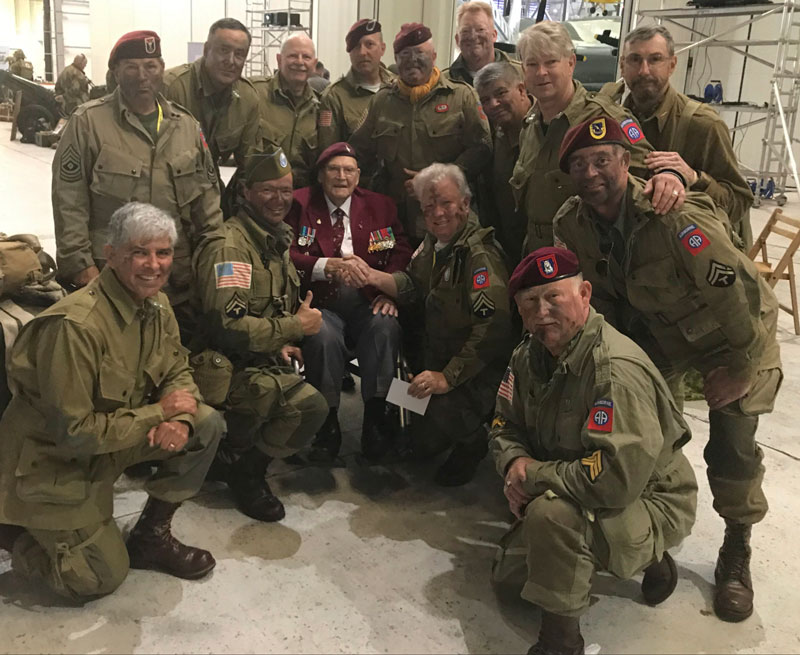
[748,208,800,335]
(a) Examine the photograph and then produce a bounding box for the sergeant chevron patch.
[580,451,603,482]
[707,260,736,287]
[472,290,495,318]
[224,293,247,319]
[59,144,82,182]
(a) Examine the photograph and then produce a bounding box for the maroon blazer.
[285,185,413,306]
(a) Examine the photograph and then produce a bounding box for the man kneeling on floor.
[0,202,224,600]
[490,247,697,655]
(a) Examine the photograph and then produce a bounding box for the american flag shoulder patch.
[498,367,515,401]
[319,109,333,127]
[215,261,252,289]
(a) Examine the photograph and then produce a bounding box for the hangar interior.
[0,0,799,653]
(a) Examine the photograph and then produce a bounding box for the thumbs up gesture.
[296,290,322,335]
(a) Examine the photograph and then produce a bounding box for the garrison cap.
[316,142,357,169]
[509,247,581,297]
[394,22,433,54]
[346,19,382,53]
[558,116,629,173]
[244,147,292,185]
[108,30,162,68]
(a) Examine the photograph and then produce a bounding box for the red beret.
[393,22,432,54]
[346,19,382,53]
[558,116,634,173]
[509,247,581,298]
[316,141,358,169]
[108,30,161,68]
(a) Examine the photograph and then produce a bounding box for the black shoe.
[308,408,342,463]
[0,524,24,553]
[642,551,678,605]
[434,437,488,487]
[361,398,395,462]
[227,449,285,522]
[342,371,356,392]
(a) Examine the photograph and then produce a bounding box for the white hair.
[280,33,315,57]
[107,202,177,248]
[412,163,471,202]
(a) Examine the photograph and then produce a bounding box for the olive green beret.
[244,147,292,185]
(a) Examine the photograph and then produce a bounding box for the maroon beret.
[509,247,581,298]
[316,141,358,169]
[558,116,633,173]
[346,18,382,53]
[108,30,161,68]
[393,22,433,54]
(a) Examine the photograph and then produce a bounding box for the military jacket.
[163,58,262,168]
[0,268,200,530]
[55,63,90,113]
[349,74,492,240]
[511,81,654,254]
[553,176,781,381]
[51,90,223,302]
[392,216,512,387]
[443,48,521,86]
[490,308,696,564]
[616,83,753,242]
[252,75,319,188]
[10,59,33,80]
[317,65,395,150]
[195,205,303,365]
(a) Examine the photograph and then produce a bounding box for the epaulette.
[42,285,101,325]
[72,96,108,116]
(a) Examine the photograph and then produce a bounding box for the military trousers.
[225,366,327,459]
[302,289,401,407]
[10,404,224,600]
[412,365,503,453]
[492,495,657,617]
[664,363,782,524]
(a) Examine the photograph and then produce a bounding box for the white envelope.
[386,378,431,416]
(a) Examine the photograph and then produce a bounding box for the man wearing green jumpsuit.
[194,148,327,522]
[0,202,224,600]
[55,54,90,115]
[511,21,686,254]
[554,116,782,623]
[361,163,512,486]
[490,247,697,655]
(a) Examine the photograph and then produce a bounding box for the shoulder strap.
[674,99,702,149]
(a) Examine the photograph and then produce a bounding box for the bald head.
[73,53,87,70]
[277,33,317,89]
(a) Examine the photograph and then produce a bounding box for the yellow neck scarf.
[397,67,441,103]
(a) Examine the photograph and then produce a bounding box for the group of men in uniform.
[0,3,785,654]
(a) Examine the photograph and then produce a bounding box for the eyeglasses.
[623,53,669,68]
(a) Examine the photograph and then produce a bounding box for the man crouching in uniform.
[0,202,224,600]
[194,148,328,522]
[490,248,697,655]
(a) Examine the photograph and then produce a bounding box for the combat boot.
[126,497,216,580]
[714,519,754,622]
[361,397,395,462]
[527,610,584,655]
[0,523,24,553]
[641,551,678,605]
[227,448,285,522]
[434,433,488,487]
[308,408,342,463]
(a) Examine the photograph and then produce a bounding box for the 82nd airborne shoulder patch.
[619,118,644,144]
[677,223,711,256]
[587,399,613,432]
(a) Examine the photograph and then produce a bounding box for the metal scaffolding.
[621,1,800,206]
[245,0,313,79]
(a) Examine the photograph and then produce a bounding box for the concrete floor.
[0,121,799,654]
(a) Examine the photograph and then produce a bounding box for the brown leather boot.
[126,497,216,580]
[714,519,754,622]
[527,610,585,655]
[642,551,678,605]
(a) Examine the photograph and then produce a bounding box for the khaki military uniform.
[252,75,319,188]
[194,205,327,458]
[9,58,33,80]
[490,308,697,616]
[349,74,492,241]
[0,267,223,598]
[54,63,90,114]
[512,81,655,254]
[603,81,754,246]
[163,58,262,169]
[392,216,512,446]
[51,89,224,308]
[554,176,782,524]
[443,48,521,87]
[317,65,395,151]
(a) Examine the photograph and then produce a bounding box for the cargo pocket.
[97,357,135,410]
[90,145,142,201]
[372,118,403,162]
[595,501,654,579]
[190,348,233,407]
[423,112,465,162]
[15,439,90,505]
[169,150,204,207]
